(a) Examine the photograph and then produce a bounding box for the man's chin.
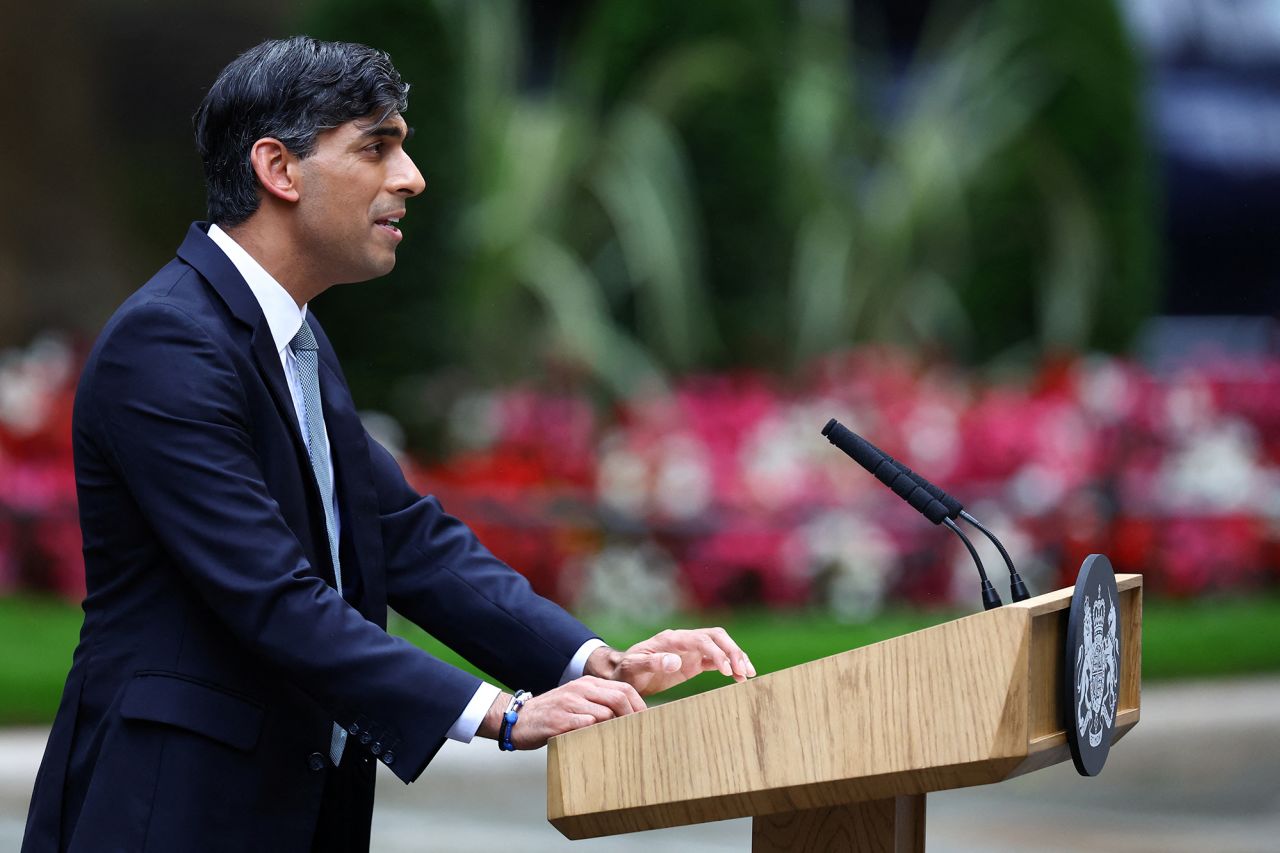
[334,254,398,286]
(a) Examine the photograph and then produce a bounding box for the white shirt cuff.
[446,682,503,743]
[560,638,609,686]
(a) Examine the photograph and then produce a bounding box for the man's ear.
[248,137,301,204]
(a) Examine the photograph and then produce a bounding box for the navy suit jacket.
[22,223,596,852]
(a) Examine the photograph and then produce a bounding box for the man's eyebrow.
[360,123,414,141]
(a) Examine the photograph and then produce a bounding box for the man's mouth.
[374,215,403,240]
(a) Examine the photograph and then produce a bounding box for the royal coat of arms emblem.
[1075,584,1118,748]
[1064,554,1122,776]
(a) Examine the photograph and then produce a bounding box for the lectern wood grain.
[548,575,1142,840]
[751,796,924,853]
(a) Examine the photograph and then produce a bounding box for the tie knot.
[290,320,318,352]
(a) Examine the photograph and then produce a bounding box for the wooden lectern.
[547,575,1142,851]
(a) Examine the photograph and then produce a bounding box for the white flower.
[597,433,650,519]
[1160,417,1261,512]
[652,434,712,520]
[572,542,683,622]
[793,510,898,622]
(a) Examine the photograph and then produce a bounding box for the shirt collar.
[207,223,308,355]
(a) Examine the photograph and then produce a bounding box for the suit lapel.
[177,223,311,464]
[176,222,337,588]
[249,326,310,461]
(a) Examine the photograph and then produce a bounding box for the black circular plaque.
[1064,553,1121,777]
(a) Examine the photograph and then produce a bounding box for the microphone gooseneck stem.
[960,510,1031,602]
[944,517,1003,610]
[821,418,1021,609]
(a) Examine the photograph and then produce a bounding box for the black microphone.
[821,418,1003,610]
[837,425,1031,603]
[887,457,963,519]
[819,419,951,525]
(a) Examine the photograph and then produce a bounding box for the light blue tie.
[289,320,348,766]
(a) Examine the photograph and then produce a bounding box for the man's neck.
[217,221,325,308]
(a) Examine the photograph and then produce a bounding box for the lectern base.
[751,795,925,852]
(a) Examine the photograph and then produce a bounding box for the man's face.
[292,111,425,285]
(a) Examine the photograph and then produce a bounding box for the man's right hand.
[478,676,646,749]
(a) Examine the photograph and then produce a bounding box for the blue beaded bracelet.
[498,690,532,752]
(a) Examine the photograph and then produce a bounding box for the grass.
[0,595,85,725]
[2,592,1279,724]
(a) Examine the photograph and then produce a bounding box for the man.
[23,37,753,853]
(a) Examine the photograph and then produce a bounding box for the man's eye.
[365,142,384,155]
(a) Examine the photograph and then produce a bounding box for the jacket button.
[307,752,326,772]
[381,752,394,766]
[348,722,360,735]
[359,732,372,745]
[370,742,383,756]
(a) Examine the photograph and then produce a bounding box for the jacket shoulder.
[78,258,247,412]
[94,258,237,353]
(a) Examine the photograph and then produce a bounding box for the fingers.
[688,631,733,677]
[643,628,756,681]
[576,675,647,715]
[541,677,644,726]
[574,699,621,725]
[569,713,600,729]
[624,652,682,674]
[704,626,756,680]
[511,677,646,750]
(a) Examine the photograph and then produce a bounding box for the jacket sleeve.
[90,300,478,782]
[367,436,598,695]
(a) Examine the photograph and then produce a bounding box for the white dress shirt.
[207,225,604,743]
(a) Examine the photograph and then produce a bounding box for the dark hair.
[193,37,410,226]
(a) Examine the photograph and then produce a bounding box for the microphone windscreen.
[822,419,886,473]
[822,419,950,524]
[900,464,963,518]
[847,425,965,520]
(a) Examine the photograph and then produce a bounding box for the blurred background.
[2,0,1279,850]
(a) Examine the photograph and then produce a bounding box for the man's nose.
[393,151,426,197]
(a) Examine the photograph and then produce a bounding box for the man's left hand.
[584,628,756,697]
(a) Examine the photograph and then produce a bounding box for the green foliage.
[966,0,1159,361]
[296,0,1157,440]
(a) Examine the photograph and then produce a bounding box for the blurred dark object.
[1124,0,1280,317]
[1138,315,1280,372]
